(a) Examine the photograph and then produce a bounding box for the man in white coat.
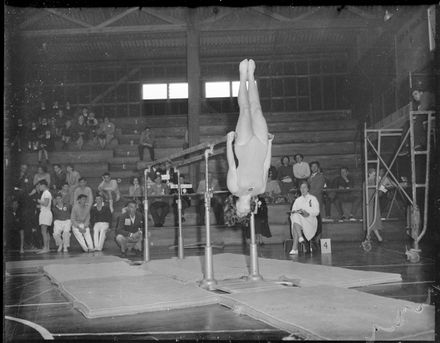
[289,180,320,255]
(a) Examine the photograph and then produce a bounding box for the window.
[169,83,188,99]
[231,81,251,97]
[142,84,167,100]
[205,81,230,98]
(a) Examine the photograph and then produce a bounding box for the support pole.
[143,168,151,262]
[247,198,263,281]
[176,169,184,259]
[200,147,216,290]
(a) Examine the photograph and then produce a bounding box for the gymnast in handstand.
[227,59,273,217]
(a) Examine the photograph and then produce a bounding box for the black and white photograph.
[3,3,439,342]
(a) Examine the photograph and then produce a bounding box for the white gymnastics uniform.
[290,193,320,241]
[39,189,53,226]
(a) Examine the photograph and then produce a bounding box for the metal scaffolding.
[362,106,435,262]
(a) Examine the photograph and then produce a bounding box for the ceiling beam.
[141,8,186,25]
[199,8,234,25]
[251,6,322,23]
[346,6,380,20]
[19,11,51,30]
[94,7,140,29]
[44,9,93,28]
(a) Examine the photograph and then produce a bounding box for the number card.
[320,238,332,254]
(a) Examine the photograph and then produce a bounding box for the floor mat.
[219,286,435,341]
[145,253,402,288]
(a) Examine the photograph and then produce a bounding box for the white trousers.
[72,226,94,252]
[93,222,109,251]
[53,220,71,247]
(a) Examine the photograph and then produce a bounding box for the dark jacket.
[116,211,144,237]
[90,205,113,227]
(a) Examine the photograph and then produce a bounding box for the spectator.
[378,167,396,215]
[244,195,271,245]
[321,169,333,219]
[52,164,67,192]
[64,101,73,119]
[73,177,94,208]
[72,115,87,150]
[171,173,194,225]
[196,172,224,226]
[115,200,143,257]
[102,117,115,147]
[86,112,99,145]
[52,193,72,253]
[293,153,310,187]
[49,116,58,137]
[36,180,53,254]
[15,164,33,200]
[289,181,319,255]
[333,167,362,221]
[10,118,26,153]
[128,176,144,198]
[308,161,325,243]
[7,198,24,254]
[33,165,51,188]
[365,168,383,242]
[66,164,81,205]
[55,109,67,137]
[90,193,113,252]
[277,156,295,197]
[27,121,40,152]
[264,166,282,204]
[60,182,71,206]
[97,119,106,149]
[38,117,50,139]
[38,128,54,164]
[98,172,121,212]
[71,194,94,252]
[148,174,170,227]
[61,119,73,149]
[138,126,155,161]
[162,161,178,184]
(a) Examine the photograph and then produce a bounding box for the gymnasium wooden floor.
[4,225,436,341]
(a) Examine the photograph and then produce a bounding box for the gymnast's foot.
[239,59,248,80]
[248,59,255,81]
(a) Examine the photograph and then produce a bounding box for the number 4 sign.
[320,238,332,254]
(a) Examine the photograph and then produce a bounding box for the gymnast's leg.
[247,59,268,145]
[234,59,253,146]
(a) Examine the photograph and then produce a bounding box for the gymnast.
[227,59,273,217]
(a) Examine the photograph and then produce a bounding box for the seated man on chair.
[115,200,143,257]
[332,167,362,221]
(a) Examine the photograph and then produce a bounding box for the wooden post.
[187,9,201,186]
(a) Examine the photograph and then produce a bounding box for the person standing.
[52,193,72,253]
[308,161,325,245]
[90,193,113,252]
[36,180,53,254]
[7,198,24,254]
[148,175,170,227]
[66,164,80,205]
[71,194,94,252]
[73,178,94,208]
[52,164,67,192]
[138,126,155,161]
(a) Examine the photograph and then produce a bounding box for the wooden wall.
[20,53,349,119]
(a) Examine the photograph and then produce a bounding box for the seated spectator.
[98,117,115,149]
[129,176,144,198]
[72,115,88,150]
[64,101,73,119]
[90,193,113,252]
[196,172,224,226]
[365,168,383,242]
[264,166,282,204]
[38,128,54,164]
[162,161,178,184]
[115,200,143,257]
[52,192,72,253]
[55,109,67,137]
[97,119,106,149]
[308,161,325,244]
[66,164,80,205]
[33,165,51,188]
[27,121,40,152]
[148,175,170,227]
[49,116,58,137]
[73,177,94,208]
[277,156,295,197]
[293,153,311,188]
[289,181,319,255]
[61,119,73,149]
[98,172,121,212]
[138,126,155,161]
[171,173,194,225]
[332,167,362,221]
[38,117,50,139]
[378,167,396,215]
[71,194,94,252]
[7,198,24,254]
[86,112,99,145]
[52,164,67,192]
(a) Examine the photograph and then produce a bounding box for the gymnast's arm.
[226,131,239,194]
[262,134,274,187]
